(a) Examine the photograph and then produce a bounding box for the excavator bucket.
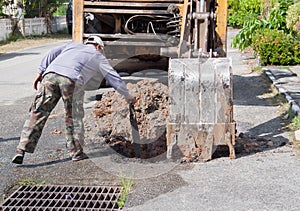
[166,58,236,161]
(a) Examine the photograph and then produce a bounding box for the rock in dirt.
[92,79,169,159]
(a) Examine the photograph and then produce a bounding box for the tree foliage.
[0,1,5,17]
[227,0,264,27]
[0,0,67,18]
[24,0,67,18]
[23,0,67,33]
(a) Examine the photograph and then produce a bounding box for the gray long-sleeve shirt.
[38,41,132,101]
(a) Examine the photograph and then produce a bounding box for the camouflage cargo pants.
[17,73,85,157]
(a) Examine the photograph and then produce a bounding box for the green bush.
[267,0,294,32]
[232,0,295,50]
[0,1,4,17]
[286,2,300,34]
[232,17,273,50]
[24,0,67,18]
[252,29,300,65]
[228,0,263,27]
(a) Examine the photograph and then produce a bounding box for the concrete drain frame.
[1,185,123,210]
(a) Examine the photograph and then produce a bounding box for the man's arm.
[98,55,134,103]
[33,73,42,90]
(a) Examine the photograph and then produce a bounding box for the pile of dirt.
[92,79,169,159]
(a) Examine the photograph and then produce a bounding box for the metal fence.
[0,16,67,41]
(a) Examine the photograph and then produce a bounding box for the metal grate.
[1,185,123,211]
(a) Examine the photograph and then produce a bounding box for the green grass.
[0,32,70,46]
[19,178,45,186]
[252,66,262,72]
[289,116,300,130]
[0,33,24,45]
[116,172,134,208]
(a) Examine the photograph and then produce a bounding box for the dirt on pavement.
[1,30,300,210]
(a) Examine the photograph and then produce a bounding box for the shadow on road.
[0,136,20,143]
[233,74,273,107]
[0,52,39,61]
[229,73,292,159]
[20,157,71,168]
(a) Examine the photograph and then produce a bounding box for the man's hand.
[127,96,137,105]
[33,73,43,90]
[130,97,137,105]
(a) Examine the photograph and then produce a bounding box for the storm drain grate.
[1,185,123,211]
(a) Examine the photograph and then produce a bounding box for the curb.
[263,67,300,116]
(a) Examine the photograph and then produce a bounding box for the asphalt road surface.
[1,31,300,210]
[0,41,68,105]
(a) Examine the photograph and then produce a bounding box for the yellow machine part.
[215,0,228,56]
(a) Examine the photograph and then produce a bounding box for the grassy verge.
[261,80,289,110]
[289,116,300,130]
[288,116,300,157]
[0,32,71,54]
[261,77,300,156]
[252,66,262,72]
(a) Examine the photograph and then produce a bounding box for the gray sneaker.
[12,150,24,164]
[72,152,88,161]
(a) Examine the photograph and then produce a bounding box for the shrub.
[252,29,300,65]
[286,1,300,34]
[228,0,263,27]
[232,0,295,50]
[267,0,295,32]
[232,17,270,50]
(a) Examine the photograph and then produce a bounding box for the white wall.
[0,16,67,41]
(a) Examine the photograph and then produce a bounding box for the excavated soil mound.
[92,79,169,159]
